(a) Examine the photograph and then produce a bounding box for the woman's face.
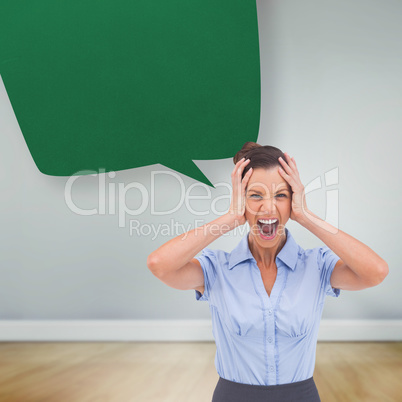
[245,167,292,249]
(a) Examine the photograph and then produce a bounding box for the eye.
[249,194,262,198]
[276,194,287,198]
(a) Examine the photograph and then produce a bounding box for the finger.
[279,157,300,181]
[232,157,245,173]
[237,159,251,179]
[241,167,253,190]
[232,158,244,177]
[232,160,250,197]
[284,155,302,182]
[278,166,288,178]
[242,164,253,180]
[278,166,297,187]
[285,154,301,180]
[283,153,298,171]
[233,157,249,172]
[240,158,251,168]
[237,157,251,167]
[278,156,292,174]
[232,161,249,189]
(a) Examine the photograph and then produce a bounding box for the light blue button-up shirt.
[195,227,341,386]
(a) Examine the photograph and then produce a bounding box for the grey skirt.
[212,376,321,402]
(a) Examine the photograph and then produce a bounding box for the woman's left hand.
[278,153,308,223]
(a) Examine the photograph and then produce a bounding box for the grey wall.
[1,0,401,321]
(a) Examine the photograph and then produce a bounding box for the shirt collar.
[228,227,299,271]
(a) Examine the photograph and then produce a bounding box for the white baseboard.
[317,320,402,341]
[0,320,401,342]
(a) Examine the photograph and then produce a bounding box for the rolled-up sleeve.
[194,248,217,302]
[317,246,341,298]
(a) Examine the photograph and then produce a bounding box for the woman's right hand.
[227,157,253,228]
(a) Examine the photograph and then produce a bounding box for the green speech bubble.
[0,0,260,187]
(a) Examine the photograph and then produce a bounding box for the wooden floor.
[0,342,400,402]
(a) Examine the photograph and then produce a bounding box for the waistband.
[218,376,315,390]
[212,376,321,402]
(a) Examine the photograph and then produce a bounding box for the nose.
[260,195,277,215]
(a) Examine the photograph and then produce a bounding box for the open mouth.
[257,218,279,239]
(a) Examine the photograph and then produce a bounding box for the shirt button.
[268,337,273,343]
[268,309,273,315]
[269,366,274,372]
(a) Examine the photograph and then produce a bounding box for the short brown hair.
[233,141,287,181]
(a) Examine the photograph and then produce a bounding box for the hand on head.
[227,157,253,227]
[278,153,308,222]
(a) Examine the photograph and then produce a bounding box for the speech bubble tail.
[160,160,215,188]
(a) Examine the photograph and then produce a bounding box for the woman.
[147,142,388,402]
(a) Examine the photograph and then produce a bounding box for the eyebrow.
[247,188,290,194]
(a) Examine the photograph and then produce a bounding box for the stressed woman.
[146,142,388,402]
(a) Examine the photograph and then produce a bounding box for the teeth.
[258,219,278,224]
